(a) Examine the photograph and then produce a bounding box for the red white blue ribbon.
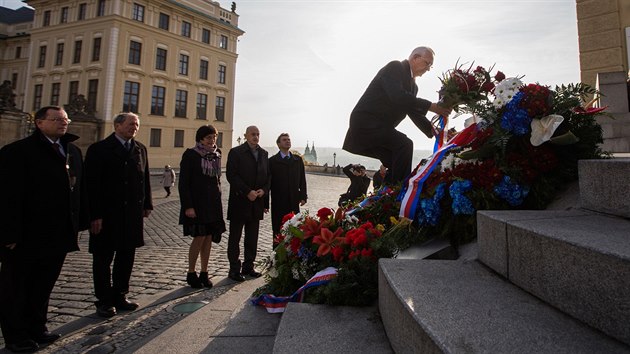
[433,115,447,153]
[399,123,479,220]
[250,267,338,313]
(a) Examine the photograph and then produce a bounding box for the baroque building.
[0,0,243,167]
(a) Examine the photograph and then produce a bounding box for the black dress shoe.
[199,271,213,288]
[243,270,262,278]
[96,303,116,318]
[186,272,202,288]
[115,298,139,311]
[228,272,245,282]
[32,331,61,344]
[5,339,39,353]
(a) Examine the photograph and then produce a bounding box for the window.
[11,73,17,90]
[155,48,167,70]
[97,0,106,16]
[220,35,228,50]
[217,132,223,148]
[33,84,43,111]
[55,43,64,66]
[159,13,169,30]
[123,81,140,113]
[179,54,189,75]
[37,46,46,68]
[88,79,98,112]
[151,86,165,115]
[78,3,86,20]
[218,64,226,84]
[128,41,142,65]
[73,40,82,64]
[50,83,61,106]
[199,59,208,80]
[150,128,161,147]
[196,93,207,120]
[215,96,225,121]
[68,81,79,102]
[181,21,191,37]
[202,28,210,44]
[43,10,51,26]
[132,3,145,22]
[174,129,184,147]
[92,37,101,61]
[175,89,188,117]
[60,7,68,23]
[15,46,21,59]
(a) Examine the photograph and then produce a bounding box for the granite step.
[273,303,393,353]
[579,158,630,218]
[477,209,630,345]
[378,258,630,354]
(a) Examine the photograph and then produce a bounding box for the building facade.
[2,0,243,167]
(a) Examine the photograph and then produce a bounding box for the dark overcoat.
[269,152,307,234]
[84,133,152,252]
[178,148,224,225]
[0,130,87,258]
[339,164,371,205]
[343,59,434,154]
[226,143,270,222]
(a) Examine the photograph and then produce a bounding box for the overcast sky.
[2,0,581,150]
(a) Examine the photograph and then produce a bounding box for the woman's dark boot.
[186,272,202,288]
[199,272,213,288]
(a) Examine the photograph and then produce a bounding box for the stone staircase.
[273,158,630,353]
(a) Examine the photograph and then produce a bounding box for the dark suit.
[84,133,152,306]
[343,59,433,183]
[0,130,86,344]
[269,153,307,236]
[226,143,270,274]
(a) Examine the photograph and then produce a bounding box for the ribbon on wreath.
[432,115,448,152]
[399,122,479,220]
[251,267,338,313]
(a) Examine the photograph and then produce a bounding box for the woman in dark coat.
[179,125,226,288]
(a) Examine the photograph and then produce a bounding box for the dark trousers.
[353,130,413,184]
[164,186,171,196]
[0,251,65,344]
[92,248,135,306]
[271,205,298,237]
[227,219,259,274]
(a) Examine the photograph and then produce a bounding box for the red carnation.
[316,207,334,221]
[281,212,295,227]
[495,71,506,82]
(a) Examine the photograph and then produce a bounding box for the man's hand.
[143,210,151,218]
[255,189,265,198]
[264,208,269,213]
[91,219,103,234]
[429,103,452,117]
[185,208,196,218]
[247,190,258,201]
[5,243,16,250]
[299,200,306,206]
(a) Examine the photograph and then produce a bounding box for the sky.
[2,0,581,150]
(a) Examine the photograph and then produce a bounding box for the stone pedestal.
[0,110,32,147]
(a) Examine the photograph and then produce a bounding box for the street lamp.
[333,152,336,167]
[236,137,241,145]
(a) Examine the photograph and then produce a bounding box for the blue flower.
[297,245,314,260]
[449,180,475,215]
[494,175,530,206]
[501,92,531,136]
[416,183,446,226]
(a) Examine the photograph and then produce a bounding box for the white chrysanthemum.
[493,77,523,108]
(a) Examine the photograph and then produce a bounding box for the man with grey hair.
[84,112,153,318]
[343,46,451,184]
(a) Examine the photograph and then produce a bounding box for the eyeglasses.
[418,56,433,68]
[43,117,72,123]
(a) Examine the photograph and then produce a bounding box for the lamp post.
[333,152,336,167]
[236,137,241,145]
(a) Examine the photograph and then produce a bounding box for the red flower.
[572,106,607,115]
[281,212,295,227]
[312,227,344,257]
[300,217,321,240]
[361,248,374,259]
[316,207,334,221]
[289,237,301,254]
[495,71,506,82]
[331,246,345,263]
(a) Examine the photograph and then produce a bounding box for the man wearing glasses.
[0,106,87,352]
[343,46,452,185]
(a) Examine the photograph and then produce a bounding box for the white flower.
[530,114,564,146]
[493,77,523,108]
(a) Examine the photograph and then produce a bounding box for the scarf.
[193,142,221,177]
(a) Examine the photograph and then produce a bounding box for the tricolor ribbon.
[251,267,338,313]
[399,123,479,220]
[432,115,447,152]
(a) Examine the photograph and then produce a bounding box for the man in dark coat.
[226,126,270,282]
[269,133,307,238]
[0,106,87,352]
[84,112,153,318]
[338,164,371,206]
[342,46,451,184]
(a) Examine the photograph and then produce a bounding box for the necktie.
[52,142,64,158]
[124,141,131,151]
[284,155,290,160]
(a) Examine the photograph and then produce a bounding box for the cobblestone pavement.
[0,173,350,353]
